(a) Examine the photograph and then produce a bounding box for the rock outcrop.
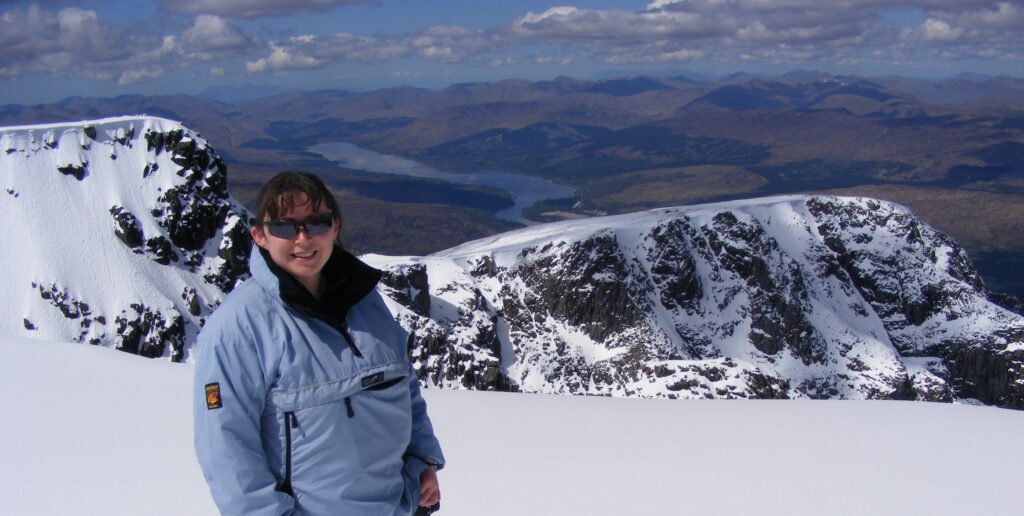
[367,196,1024,409]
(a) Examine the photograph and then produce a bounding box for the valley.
[2,72,1023,298]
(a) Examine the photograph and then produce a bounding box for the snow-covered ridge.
[0,116,250,361]
[367,195,1024,408]
[3,116,1021,409]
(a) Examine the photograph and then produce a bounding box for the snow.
[0,116,244,359]
[3,334,1023,516]
[368,194,1024,401]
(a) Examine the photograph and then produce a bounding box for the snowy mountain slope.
[0,116,249,361]
[367,196,1024,408]
[2,116,1021,409]
[4,334,1024,516]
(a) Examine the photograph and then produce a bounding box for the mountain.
[367,195,1024,408]
[422,122,770,179]
[0,116,250,361]
[873,74,1024,108]
[579,76,677,97]
[2,116,1021,408]
[195,84,292,104]
[681,79,924,117]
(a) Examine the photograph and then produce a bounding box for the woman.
[193,172,444,515]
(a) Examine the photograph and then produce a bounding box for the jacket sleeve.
[193,325,295,516]
[405,362,446,470]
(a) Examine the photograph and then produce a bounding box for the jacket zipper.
[344,397,354,418]
[280,411,299,495]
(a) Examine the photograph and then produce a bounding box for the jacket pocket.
[345,376,406,418]
[363,376,406,391]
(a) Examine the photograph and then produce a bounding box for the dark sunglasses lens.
[265,215,334,239]
[304,217,334,236]
[266,222,298,239]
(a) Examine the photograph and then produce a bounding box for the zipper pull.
[340,326,363,358]
[288,412,299,428]
[344,397,354,418]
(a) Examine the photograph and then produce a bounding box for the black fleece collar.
[259,246,383,323]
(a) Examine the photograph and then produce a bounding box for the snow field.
[3,335,1023,515]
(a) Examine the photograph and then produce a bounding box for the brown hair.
[252,172,342,229]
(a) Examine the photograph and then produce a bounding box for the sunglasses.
[263,213,336,240]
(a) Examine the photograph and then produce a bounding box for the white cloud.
[56,7,97,32]
[0,5,267,84]
[183,15,253,53]
[391,69,424,78]
[901,19,965,42]
[210,66,225,77]
[422,46,455,59]
[652,48,705,61]
[246,44,325,72]
[159,0,364,19]
[118,67,164,85]
[1,0,1021,90]
[509,1,1022,66]
[245,58,266,73]
[406,26,501,61]
[961,2,1024,29]
[0,5,158,78]
[512,7,716,41]
[245,25,505,73]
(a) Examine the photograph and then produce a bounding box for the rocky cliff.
[0,116,249,361]
[367,196,1024,409]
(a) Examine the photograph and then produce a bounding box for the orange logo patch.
[205,383,222,410]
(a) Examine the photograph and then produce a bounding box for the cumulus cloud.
[889,2,1023,64]
[118,68,165,85]
[159,0,365,19]
[246,42,325,72]
[0,4,266,85]
[244,25,505,73]
[182,14,255,55]
[407,26,501,61]
[956,1,1024,29]
[902,19,965,42]
[2,0,1021,90]
[513,6,719,41]
[0,5,157,78]
[508,1,1022,66]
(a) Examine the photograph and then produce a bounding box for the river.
[308,142,576,225]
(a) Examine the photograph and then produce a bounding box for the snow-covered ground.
[3,335,1023,516]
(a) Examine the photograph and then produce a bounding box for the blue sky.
[1,0,1021,105]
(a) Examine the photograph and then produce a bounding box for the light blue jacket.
[193,246,444,515]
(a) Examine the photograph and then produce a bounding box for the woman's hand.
[419,465,440,507]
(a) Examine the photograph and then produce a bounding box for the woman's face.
[250,193,339,295]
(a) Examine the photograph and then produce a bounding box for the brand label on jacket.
[361,373,385,388]
[205,383,223,410]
